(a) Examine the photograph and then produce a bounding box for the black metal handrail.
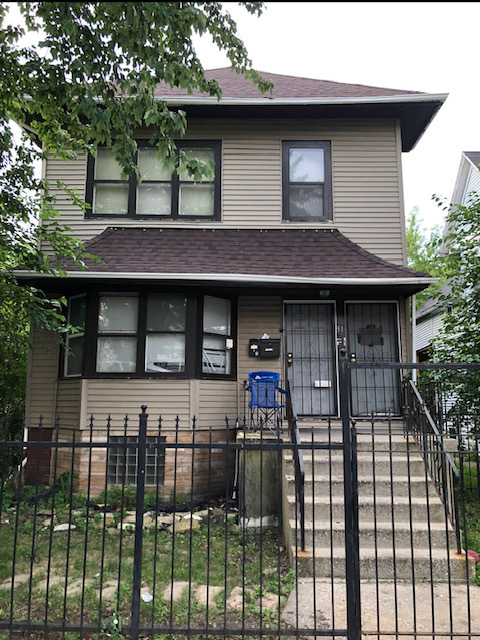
[285,380,305,551]
[405,380,462,553]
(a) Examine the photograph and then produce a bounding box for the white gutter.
[161,93,448,107]
[14,270,438,286]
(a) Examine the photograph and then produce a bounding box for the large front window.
[87,141,221,220]
[282,141,332,221]
[64,292,235,379]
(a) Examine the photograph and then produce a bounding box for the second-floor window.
[86,141,221,220]
[282,141,332,222]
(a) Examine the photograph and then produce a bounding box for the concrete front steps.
[282,421,475,582]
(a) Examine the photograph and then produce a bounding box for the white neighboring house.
[415,151,480,362]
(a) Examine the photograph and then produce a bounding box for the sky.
[193,1,480,234]
[7,1,479,236]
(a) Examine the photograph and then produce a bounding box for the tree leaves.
[425,193,480,413]
[0,1,271,417]
[405,206,444,309]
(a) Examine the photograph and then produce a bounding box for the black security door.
[285,303,337,415]
[346,302,401,416]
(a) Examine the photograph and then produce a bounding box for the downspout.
[411,294,417,382]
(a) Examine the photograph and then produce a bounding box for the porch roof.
[48,227,433,293]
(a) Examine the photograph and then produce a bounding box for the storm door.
[346,302,401,416]
[285,303,337,416]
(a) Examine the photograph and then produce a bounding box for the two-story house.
[18,68,444,495]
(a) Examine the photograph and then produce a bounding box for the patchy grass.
[0,480,295,639]
[459,461,480,583]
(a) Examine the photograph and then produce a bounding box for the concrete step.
[300,453,428,476]
[288,519,458,549]
[291,546,474,582]
[281,428,468,584]
[287,494,447,523]
[297,431,416,452]
[285,474,437,498]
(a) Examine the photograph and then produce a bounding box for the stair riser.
[293,526,458,549]
[303,457,427,476]
[286,478,437,499]
[290,501,447,522]
[297,435,416,453]
[296,556,471,582]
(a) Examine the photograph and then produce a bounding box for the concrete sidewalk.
[282,578,480,640]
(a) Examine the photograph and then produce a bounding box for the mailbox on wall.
[249,338,281,358]
[258,339,280,358]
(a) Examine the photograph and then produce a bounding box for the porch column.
[236,431,282,528]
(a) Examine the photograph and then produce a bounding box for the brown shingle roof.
[64,227,429,282]
[154,67,423,100]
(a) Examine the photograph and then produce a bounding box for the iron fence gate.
[1,363,480,639]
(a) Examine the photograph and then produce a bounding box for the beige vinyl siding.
[25,327,60,426]
[237,296,283,384]
[42,118,405,264]
[83,379,191,428]
[44,155,89,243]
[197,380,239,426]
[56,379,82,429]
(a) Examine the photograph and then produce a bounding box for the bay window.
[63,292,235,379]
[87,141,221,220]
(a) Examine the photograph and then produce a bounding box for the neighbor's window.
[282,141,332,221]
[202,296,232,375]
[96,295,139,373]
[87,141,221,219]
[65,294,87,377]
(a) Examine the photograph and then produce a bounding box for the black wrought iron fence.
[404,379,462,553]
[285,379,305,552]
[2,365,480,640]
[0,408,320,640]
